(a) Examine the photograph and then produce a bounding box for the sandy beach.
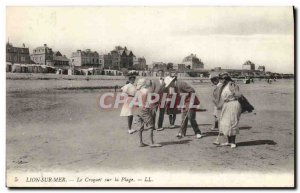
[6,75,294,175]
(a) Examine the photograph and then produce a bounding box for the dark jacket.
[175,80,200,110]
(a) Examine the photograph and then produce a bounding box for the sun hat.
[164,76,176,88]
[136,78,147,90]
[209,72,220,79]
[219,72,233,81]
[219,72,230,79]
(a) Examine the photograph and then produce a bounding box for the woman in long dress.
[218,73,242,148]
[120,76,137,134]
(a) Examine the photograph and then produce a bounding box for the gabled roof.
[54,51,62,56]
[112,46,134,57]
[53,54,69,61]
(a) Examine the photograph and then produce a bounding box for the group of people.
[120,70,247,149]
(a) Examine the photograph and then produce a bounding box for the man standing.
[164,76,203,139]
[151,70,166,131]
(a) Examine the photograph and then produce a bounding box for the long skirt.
[219,100,242,136]
[120,96,134,116]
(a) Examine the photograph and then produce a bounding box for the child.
[132,78,162,148]
[120,76,137,134]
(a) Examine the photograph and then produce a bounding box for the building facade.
[133,57,147,70]
[175,64,186,71]
[53,51,69,68]
[151,62,167,72]
[70,49,99,68]
[242,60,256,71]
[110,46,135,70]
[6,42,31,64]
[30,44,54,66]
[99,53,113,69]
[182,54,204,69]
[258,65,265,72]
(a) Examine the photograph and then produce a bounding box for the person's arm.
[230,82,242,98]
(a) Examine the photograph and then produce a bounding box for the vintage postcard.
[6,6,295,187]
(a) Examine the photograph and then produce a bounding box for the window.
[21,56,25,62]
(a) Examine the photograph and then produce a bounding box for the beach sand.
[6,77,294,175]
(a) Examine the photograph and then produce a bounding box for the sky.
[6,7,294,73]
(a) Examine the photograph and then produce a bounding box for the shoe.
[231,143,237,148]
[176,133,183,139]
[213,141,220,145]
[139,143,148,147]
[156,127,164,131]
[169,125,175,129]
[196,134,203,139]
[150,143,162,148]
[220,142,230,146]
[128,129,137,134]
[210,127,218,131]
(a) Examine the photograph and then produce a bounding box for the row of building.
[242,60,265,72]
[6,42,207,71]
[6,43,70,68]
[7,42,269,77]
[6,42,148,71]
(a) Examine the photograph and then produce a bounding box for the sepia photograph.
[5,6,295,187]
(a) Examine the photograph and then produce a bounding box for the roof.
[53,55,69,62]
[182,54,201,63]
[54,51,62,56]
[243,60,255,66]
[111,46,134,57]
[73,50,99,57]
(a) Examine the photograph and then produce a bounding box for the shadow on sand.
[239,126,252,130]
[160,139,192,146]
[201,131,222,137]
[237,140,277,146]
[198,124,213,127]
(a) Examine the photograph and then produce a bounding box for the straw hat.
[219,72,230,79]
[209,72,220,79]
[164,76,176,88]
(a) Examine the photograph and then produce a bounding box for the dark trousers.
[169,114,176,125]
[179,110,201,136]
[157,108,165,128]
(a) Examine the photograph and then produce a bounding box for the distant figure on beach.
[114,85,118,92]
[209,72,223,131]
[217,73,243,148]
[164,76,203,139]
[120,76,137,134]
[133,78,162,148]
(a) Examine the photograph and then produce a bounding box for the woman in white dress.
[120,76,137,134]
[218,73,242,148]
